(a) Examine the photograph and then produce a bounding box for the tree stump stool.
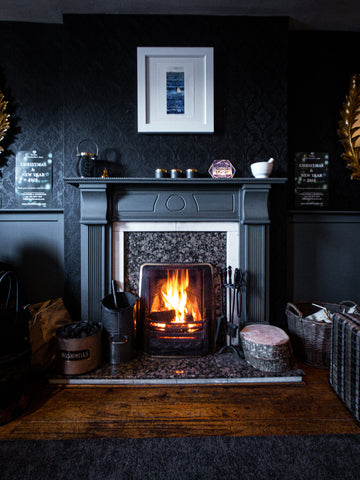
[240,324,293,373]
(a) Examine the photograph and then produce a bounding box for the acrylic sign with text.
[15,150,53,207]
[294,152,329,207]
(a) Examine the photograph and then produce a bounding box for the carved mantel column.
[79,184,108,323]
[240,184,271,324]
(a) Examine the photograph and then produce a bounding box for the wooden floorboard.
[1,363,360,440]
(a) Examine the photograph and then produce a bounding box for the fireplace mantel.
[65,177,286,186]
[64,177,286,325]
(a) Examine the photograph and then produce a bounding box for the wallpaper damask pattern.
[63,15,288,179]
[1,16,289,317]
[61,15,288,315]
[1,18,359,320]
[0,23,63,209]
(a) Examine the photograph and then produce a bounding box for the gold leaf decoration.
[338,74,360,180]
[0,91,10,154]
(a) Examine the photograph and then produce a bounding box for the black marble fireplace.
[64,177,286,333]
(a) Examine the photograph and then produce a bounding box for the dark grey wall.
[62,15,288,179]
[0,22,63,210]
[1,16,359,321]
[0,15,289,318]
[289,212,360,304]
[0,211,64,304]
[286,31,360,308]
[0,23,64,304]
[288,31,360,210]
[62,15,289,318]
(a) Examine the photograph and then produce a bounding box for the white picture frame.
[137,47,214,133]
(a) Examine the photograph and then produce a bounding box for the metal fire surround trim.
[64,177,286,325]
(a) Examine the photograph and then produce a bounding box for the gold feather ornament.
[0,90,10,154]
[338,74,360,180]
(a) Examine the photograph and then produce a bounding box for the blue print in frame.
[167,71,185,114]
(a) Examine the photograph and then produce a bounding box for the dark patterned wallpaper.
[0,23,63,209]
[1,17,359,321]
[63,15,288,178]
[288,31,360,210]
[62,15,289,316]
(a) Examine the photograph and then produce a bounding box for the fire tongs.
[216,266,248,355]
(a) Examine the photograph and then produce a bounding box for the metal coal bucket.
[101,292,137,364]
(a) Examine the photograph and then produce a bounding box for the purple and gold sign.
[208,159,236,179]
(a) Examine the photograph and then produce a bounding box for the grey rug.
[1,434,360,480]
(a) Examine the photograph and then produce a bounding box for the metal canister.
[170,169,182,178]
[101,292,137,364]
[56,323,102,375]
[155,169,167,178]
[186,168,198,178]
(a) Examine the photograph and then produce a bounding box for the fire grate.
[139,263,215,357]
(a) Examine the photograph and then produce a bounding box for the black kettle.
[76,139,99,177]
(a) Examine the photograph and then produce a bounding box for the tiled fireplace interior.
[123,231,226,294]
[113,222,239,350]
[113,223,237,295]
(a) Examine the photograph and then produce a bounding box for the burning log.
[149,310,204,334]
[149,310,175,323]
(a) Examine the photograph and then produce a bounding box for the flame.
[150,269,202,327]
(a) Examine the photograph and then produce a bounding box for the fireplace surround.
[64,177,286,332]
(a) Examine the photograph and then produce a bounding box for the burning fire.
[150,269,202,330]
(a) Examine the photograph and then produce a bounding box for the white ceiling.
[0,0,359,31]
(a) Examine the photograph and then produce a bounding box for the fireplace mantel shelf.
[64,176,286,187]
[64,175,286,226]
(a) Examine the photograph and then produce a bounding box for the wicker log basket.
[285,301,359,368]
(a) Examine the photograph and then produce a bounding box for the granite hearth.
[49,351,303,385]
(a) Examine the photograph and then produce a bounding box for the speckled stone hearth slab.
[49,352,304,385]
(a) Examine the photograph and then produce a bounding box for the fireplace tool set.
[217,266,248,354]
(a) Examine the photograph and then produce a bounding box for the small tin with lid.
[170,169,182,178]
[155,169,167,178]
[186,168,198,178]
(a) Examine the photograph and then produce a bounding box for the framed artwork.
[137,47,214,133]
